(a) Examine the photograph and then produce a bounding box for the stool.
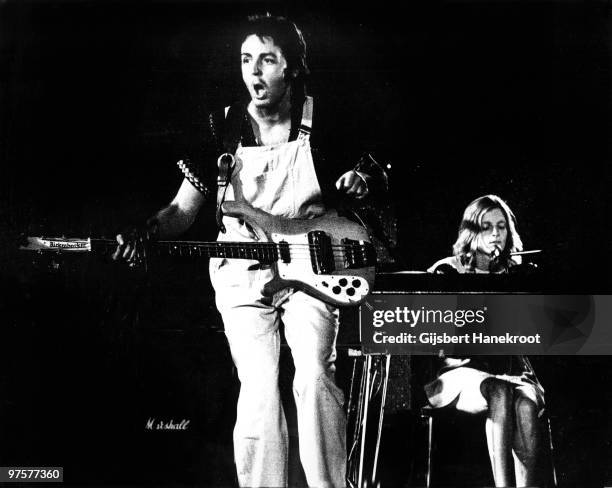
[420,406,558,487]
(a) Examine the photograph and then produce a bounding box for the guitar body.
[222,201,375,306]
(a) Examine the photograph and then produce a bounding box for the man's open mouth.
[253,82,267,98]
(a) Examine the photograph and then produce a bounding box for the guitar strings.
[95,241,365,253]
[94,239,362,250]
[93,239,369,261]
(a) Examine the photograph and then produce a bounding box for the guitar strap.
[215,104,243,232]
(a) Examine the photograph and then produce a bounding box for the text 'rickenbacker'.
[20,201,376,307]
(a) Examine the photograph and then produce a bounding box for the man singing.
[115,14,386,487]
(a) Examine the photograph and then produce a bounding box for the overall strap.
[222,103,244,154]
[297,95,313,142]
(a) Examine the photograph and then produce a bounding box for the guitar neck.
[22,237,279,263]
[143,240,278,263]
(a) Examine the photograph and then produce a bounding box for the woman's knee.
[481,378,513,407]
[514,392,539,422]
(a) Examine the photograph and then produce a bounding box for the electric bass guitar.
[19,201,376,307]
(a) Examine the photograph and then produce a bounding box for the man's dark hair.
[239,14,310,98]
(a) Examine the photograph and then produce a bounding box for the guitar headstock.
[19,237,91,252]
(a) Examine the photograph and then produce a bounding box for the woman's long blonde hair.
[452,194,523,271]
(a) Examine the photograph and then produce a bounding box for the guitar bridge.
[308,231,335,274]
[343,239,377,269]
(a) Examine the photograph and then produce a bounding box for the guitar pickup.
[308,231,335,274]
[343,238,377,269]
[278,241,291,263]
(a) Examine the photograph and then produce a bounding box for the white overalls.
[209,97,347,488]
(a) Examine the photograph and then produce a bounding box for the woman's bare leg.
[482,378,514,487]
[512,392,540,487]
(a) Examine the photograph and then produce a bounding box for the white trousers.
[213,263,347,488]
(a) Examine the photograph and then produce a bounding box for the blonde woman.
[427,194,545,487]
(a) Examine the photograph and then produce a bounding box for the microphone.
[491,245,501,260]
[489,245,502,272]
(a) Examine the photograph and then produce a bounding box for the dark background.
[1,0,611,486]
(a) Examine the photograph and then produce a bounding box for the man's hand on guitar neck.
[112,219,159,269]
